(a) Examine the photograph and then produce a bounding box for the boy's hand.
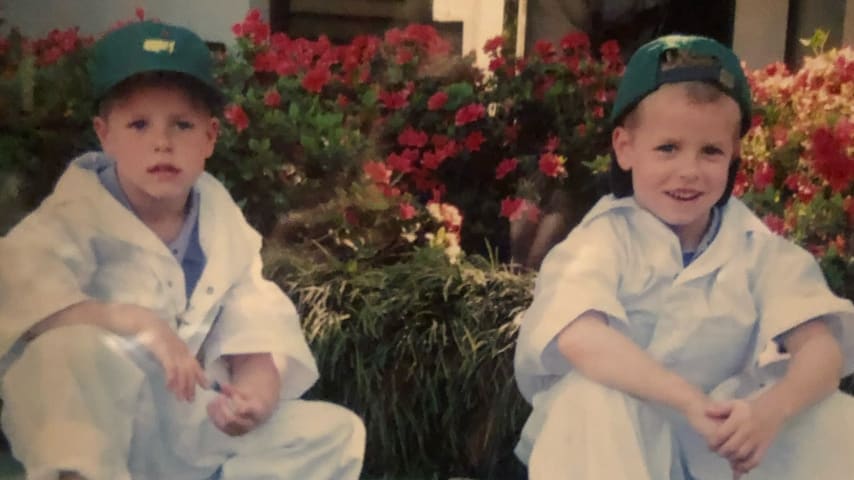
[708,398,784,477]
[113,304,207,402]
[684,396,729,444]
[206,383,272,436]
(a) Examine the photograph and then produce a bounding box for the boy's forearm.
[754,324,842,422]
[25,299,132,339]
[557,311,706,415]
[228,353,281,408]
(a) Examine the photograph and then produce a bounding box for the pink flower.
[135,7,145,21]
[399,203,417,220]
[762,214,786,235]
[263,88,281,107]
[363,161,392,184]
[224,104,249,133]
[495,158,518,180]
[599,40,621,62]
[500,197,540,222]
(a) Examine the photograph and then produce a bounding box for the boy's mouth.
[665,189,702,201]
[147,164,182,175]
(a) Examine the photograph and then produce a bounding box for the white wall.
[433,0,505,70]
[2,0,269,43]
[732,0,789,68]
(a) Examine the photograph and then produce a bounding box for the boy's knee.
[324,403,366,449]
[20,324,115,363]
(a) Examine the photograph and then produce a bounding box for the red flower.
[484,36,504,54]
[576,123,587,136]
[559,32,590,51]
[495,158,518,180]
[762,214,786,235]
[395,48,414,65]
[544,135,559,153]
[464,131,486,152]
[253,50,278,72]
[752,162,774,191]
[432,134,450,148]
[592,105,605,119]
[811,127,854,192]
[263,88,281,107]
[599,40,621,62]
[233,9,270,45]
[380,89,410,110]
[381,185,402,198]
[427,91,448,111]
[224,104,249,133]
[455,103,486,126]
[534,40,556,62]
[135,8,145,21]
[500,197,539,222]
[398,127,429,148]
[387,150,418,173]
[489,57,507,72]
[399,203,417,220]
[337,94,350,108]
[733,170,749,197]
[363,161,392,184]
[302,65,331,93]
[539,153,565,177]
[421,151,444,170]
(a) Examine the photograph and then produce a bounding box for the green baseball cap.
[609,34,752,136]
[88,20,221,101]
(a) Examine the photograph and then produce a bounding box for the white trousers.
[518,373,854,480]
[0,325,365,480]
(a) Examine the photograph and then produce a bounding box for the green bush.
[266,246,533,478]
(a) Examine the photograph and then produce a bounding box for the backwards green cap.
[609,34,752,136]
[88,20,221,101]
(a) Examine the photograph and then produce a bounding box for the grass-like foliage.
[266,246,533,478]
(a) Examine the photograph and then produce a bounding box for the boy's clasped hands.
[688,395,786,479]
[125,303,276,436]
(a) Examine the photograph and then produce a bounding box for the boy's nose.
[153,128,173,153]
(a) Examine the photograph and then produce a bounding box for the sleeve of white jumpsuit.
[514,215,628,402]
[202,245,320,400]
[752,232,854,378]
[0,207,95,359]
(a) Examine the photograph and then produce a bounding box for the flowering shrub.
[737,37,854,296]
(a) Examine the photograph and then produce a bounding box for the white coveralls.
[0,153,365,480]
[514,195,854,479]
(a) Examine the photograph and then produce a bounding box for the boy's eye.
[127,119,147,130]
[655,144,676,153]
[702,145,725,156]
[175,120,194,130]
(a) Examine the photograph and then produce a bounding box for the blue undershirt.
[98,163,206,298]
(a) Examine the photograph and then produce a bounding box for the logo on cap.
[143,38,175,54]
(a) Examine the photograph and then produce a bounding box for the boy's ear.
[204,117,220,156]
[612,126,633,172]
[93,116,109,146]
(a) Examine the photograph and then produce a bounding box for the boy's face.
[93,85,219,212]
[612,84,740,242]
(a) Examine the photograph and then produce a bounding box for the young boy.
[514,35,854,479]
[0,21,365,479]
